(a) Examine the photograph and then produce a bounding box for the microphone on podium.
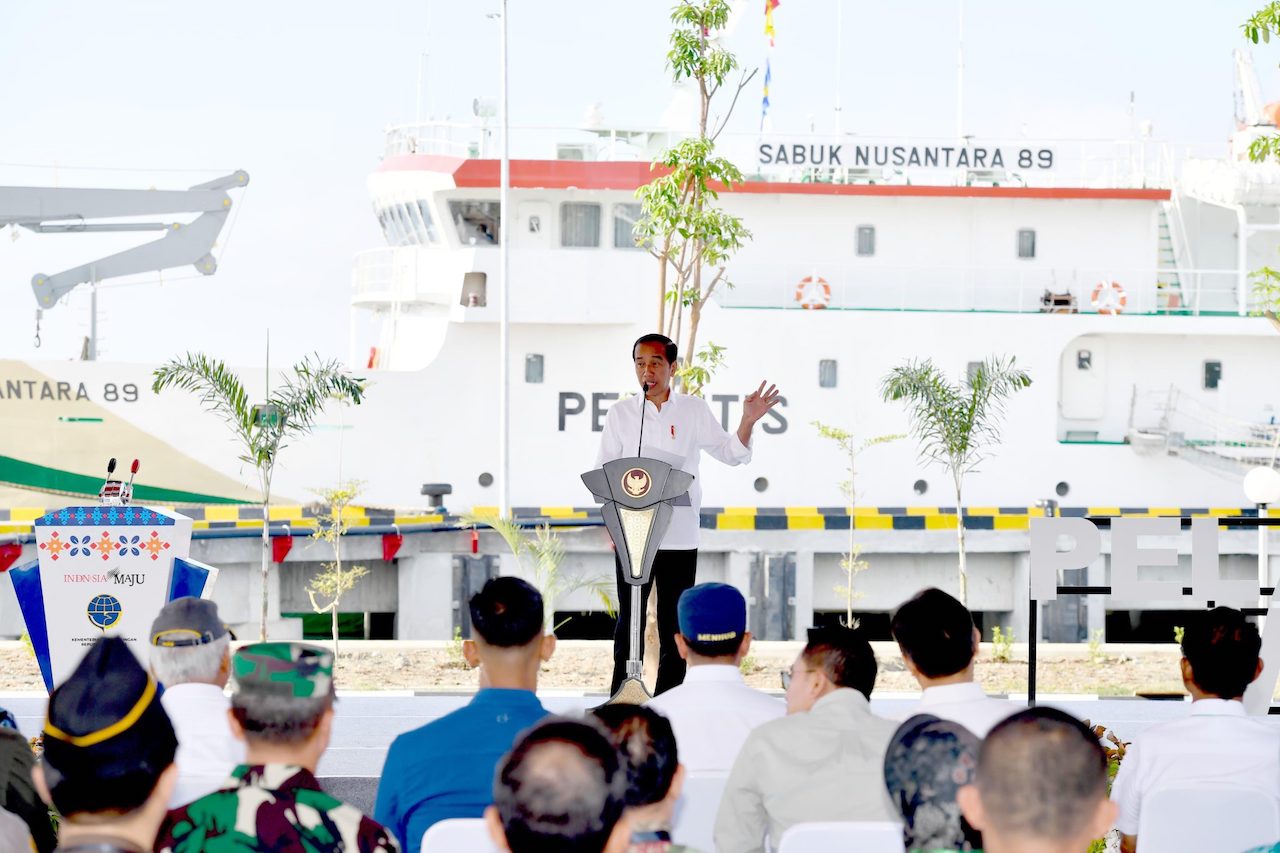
[637,381,652,457]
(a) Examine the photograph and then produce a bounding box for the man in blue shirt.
[374,577,555,853]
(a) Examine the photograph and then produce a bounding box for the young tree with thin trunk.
[881,357,1031,603]
[307,482,369,660]
[152,353,366,640]
[634,0,756,396]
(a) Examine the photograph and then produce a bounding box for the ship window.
[1204,360,1222,390]
[818,359,838,388]
[449,200,501,246]
[613,203,644,249]
[1017,228,1036,259]
[1077,350,1092,370]
[561,202,601,248]
[390,206,415,247]
[416,200,438,243]
[525,354,544,384]
[856,225,875,256]
[913,479,929,495]
[401,203,427,246]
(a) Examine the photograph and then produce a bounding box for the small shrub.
[991,625,1014,663]
[1173,625,1185,645]
[446,626,468,670]
[738,653,758,676]
[1088,628,1106,664]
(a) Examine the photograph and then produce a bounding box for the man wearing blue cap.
[646,583,783,773]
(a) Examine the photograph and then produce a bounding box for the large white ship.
[3,56,1280,519]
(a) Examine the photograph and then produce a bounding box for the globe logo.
[86,594,122,631]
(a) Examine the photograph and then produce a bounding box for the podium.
[9,504,220,691]
[583,456,693,703]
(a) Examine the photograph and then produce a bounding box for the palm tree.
[881,356,1031,603]
[152,353,366,639]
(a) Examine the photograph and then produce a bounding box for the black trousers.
[611,548,698,696]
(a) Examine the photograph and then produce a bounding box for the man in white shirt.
[596,333,779,695]
[890,587,1018,737]
[646,583,784,772]
[715,626,898,853]
[148,596,246,808]
[1110,606,1280,853]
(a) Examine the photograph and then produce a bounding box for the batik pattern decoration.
[8,505,220,691]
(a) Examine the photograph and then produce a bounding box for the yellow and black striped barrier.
[2,505,1277,536]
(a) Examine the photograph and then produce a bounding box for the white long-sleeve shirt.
[595,391,752,549]
[646,664,784,772]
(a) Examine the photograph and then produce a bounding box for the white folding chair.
[1136,788,1280,853]
[775,821,905,853]
[671,771,729,852]
[421,817,500,853]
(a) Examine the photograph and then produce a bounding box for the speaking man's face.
[633,342,673,397]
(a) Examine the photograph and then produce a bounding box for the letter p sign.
[1028,517,1100,601]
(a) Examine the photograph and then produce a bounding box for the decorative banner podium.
[583,456,693,703]
[9,502,219,691]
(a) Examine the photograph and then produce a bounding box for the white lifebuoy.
[1091,281,1127,314]
[795,276,831,310]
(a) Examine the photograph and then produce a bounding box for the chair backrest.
[1137,788,1280,853]
[421,818,500,853]
[775,821,905,853]
[671,771,729,852]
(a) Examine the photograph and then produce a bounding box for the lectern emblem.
[622,468,652,498]
[86,594,122,631]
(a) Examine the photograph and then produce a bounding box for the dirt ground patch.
[0,640,1216,698]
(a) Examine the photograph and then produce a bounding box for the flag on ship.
[761,59,772,131]
[764,0,780,46]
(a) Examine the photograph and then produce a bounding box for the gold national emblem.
[622,467,652,499]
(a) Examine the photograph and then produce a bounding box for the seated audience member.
[714,626,897,853]
[486,718,631,853]
[33,636,180,853]
[376,577,554,852]
[156,642,398,852]
[646,583,783,772]
[958,707,1116,853]
[883,714,982,852]
[891,587,1017,736]
[1109,606,1280,853]
[148,596,246,807]
[592,704,693,853]
[0,724,55,852]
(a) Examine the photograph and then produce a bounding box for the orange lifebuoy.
[795,276,831,310]
[1091,281,1127,314]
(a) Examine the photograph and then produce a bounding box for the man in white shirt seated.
[646,583,783,773]
[714,626,898,853]
[148,596,246,808]
[890,587,1017,737]
[1110,606,1280,853]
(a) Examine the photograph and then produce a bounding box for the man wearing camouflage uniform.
[156,642,399,853]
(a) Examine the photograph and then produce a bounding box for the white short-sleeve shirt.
[161,682,247,808]
[596,391,752,550]
[893,681,1019,738]
[646,664,784,773]
[1110,698,1280,835]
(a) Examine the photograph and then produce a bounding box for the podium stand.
[583,456,693,703]
[9,505,220,691]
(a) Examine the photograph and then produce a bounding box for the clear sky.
[1,0,1275,366]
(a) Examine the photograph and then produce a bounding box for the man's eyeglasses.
[780,669,791,690]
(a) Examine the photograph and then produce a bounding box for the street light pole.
[498,0,511,519]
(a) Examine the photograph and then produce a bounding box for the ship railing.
[382,122,1229,189]
[1128,384,1280,469]
[713,265,1254,316]
[351,246,435,305]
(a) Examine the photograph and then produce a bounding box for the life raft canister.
[795,276,832,310]
[1091,281,1127,314]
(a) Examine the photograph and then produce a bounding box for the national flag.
[760,57,772,131]
[764,0,780,47]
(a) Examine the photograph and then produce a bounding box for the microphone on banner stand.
[637,382,652,457]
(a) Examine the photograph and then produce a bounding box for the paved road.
[3,690,1267,777]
